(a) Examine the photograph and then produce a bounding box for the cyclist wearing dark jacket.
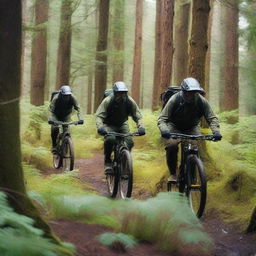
[95,81,146,173]
[49,85,82,152]
[157,77,222,182]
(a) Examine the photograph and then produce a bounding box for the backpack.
[50,90,60,102]
[160,86,181,109]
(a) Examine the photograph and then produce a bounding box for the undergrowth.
[0,192,75,256]
[20,99,256,232]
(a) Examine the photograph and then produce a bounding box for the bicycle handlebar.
[48,120,84,126]
[104,132,142,138]
[169,133,217,141]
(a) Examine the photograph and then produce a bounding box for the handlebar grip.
[78,120,84,125]
[48,120,54,125]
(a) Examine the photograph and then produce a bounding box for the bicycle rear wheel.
[186,155,207,218]
[62,137,74,171]
[106,164,119,198]
[119,149,133,198]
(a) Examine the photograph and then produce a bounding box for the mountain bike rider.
[95,81,146,174]
[157,77,222,182]
[49,85,83,153]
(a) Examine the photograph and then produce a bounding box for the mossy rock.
[225,171,256,201]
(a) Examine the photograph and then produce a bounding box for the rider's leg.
[165,142,179,177]
[119,123,134,150]
[103,126,117,173]
[51,125,59,149]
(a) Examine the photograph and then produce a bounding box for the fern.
[0,192,75,256]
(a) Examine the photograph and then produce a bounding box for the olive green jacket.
[95,95,144,129]
[49,93,81,121]
[158,92,220,133]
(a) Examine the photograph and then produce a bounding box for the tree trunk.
[94,0,110,111]
[112,0,125,82]
[131,0,143,106]
[56,0,72,89]
[247,206,256,233]
[152,0,174,110]
[219,0,239,112]
[188,0,210,86]
[160,0,174,90]
[172,0,190,85]
[0,0,58,242]
[30,0,48,106]
[204,0,214,96]
[87,70,93,114]
[152,0,163,110]
[21,0,27,96]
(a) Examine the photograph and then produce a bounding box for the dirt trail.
[47,153,256,256]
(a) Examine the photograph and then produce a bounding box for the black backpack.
[160,86,181,109]
[50,90,60,102]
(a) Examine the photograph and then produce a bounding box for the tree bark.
[172,0,190,85]
[87,70,93,114]
[188,0,210,87]
[56,0,72,89]
[0,0,58,242]
[112,0,125,82]
[94,0,110,111]
[131,0,143,106]
[219,0,239,112]
[152,0,174,110]
[30,0,48,106]
[152,0,163,110]
[160,0,174,90]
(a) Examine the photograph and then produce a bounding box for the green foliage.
[34,192,213,253]
[0,192,75,256]
[97,233,137,249]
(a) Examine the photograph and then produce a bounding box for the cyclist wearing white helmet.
[96,81,145,174]
[158,77,222,182]
[49,85,83,152]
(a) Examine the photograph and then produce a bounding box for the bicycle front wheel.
[62,137,74,171]
[53,151,62,169]
[106,165,119,198]
[119,149,133,198]
[186,155,207,218]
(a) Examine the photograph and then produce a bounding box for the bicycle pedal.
[167,180,177,185]
[191,184,201,188]
[121,175,129,180]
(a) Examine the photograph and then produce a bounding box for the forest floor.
[45,153,256,256]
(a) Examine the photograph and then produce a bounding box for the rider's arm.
[200,95,220,133]
[129,96,144,128]
[95,96,111,128]
[157,95,176,132]
[71,95,82,120]
[49,96,58,121]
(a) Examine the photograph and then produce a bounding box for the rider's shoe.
[168,175,177,183]
[104,160,113,175]
[51,147,57,154]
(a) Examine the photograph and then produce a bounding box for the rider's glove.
[212,131,222,141]
[138,127,146,136]
[98,126,107,136]
[78,120,84,125]
[161,130,171,139]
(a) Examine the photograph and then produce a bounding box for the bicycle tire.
[106,164,119,198]
[53,151,62,169]
[62,137,74,171]
[186,155,207,218]
[119,149,133,198]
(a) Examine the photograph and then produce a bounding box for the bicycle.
[103,132,142,199]
[167,133,218,218]
[48,120,83,171]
